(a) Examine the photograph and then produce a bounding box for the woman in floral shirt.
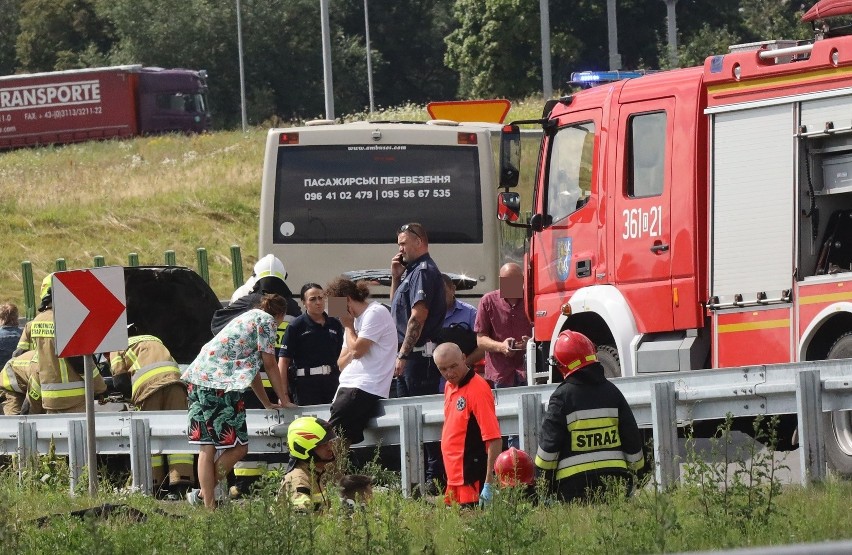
[182,293,289,509]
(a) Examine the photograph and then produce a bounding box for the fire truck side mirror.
[499,124,521,188]
[497,192,521,222]
[529,213,546,232]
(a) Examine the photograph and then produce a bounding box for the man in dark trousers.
[390,222,446,492]
[535,330,645,502]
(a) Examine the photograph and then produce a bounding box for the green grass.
[0,98,546,305]
[1,466,850,554]
[1,391,849,553]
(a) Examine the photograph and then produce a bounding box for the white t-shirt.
[338,301,397,398]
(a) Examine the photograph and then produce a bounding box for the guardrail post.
[399,404,424,498]
[93,255,105,268]
[230,245,244,290]
[129,418,153,495]
[164,250,176,266]
[196,248,210,284]
[21,261,35,320]
[127,252,140,267]
[796,369,826,484]
[55,258,67,271]
[68,419,86,494]
[518,393,542,454]
[651,381,679,490]
[17,421,38,481]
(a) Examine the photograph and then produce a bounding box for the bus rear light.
[279,132,299,145]
[457,132,478,145]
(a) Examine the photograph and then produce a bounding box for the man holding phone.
[475,262,533,389]
[390,222,446,493]
[390,222,446,396]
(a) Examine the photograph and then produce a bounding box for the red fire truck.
[498,15,852,472]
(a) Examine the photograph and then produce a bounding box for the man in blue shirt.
[390,222,446,397]
[0,303,21,368]
[440,274,484,367]
[390,222,446,493]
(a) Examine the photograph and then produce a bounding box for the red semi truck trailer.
[0,65,210,149]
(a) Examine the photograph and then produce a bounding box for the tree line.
[0,0,814,129]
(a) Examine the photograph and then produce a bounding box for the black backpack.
[435,322,478,356]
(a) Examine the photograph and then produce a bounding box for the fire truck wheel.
[825,332,852,475]
[596,345,621,378]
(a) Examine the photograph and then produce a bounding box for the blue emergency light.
[569,70,651,88]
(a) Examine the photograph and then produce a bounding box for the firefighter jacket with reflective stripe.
[534,363,644,499]
[2,350,41,396]
[280,465,328,512]
[21,310,106,411]
[1,350,42,414]
[110,335,183,405]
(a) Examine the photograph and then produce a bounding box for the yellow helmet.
[39,274,53,301]
[287,417,335,460]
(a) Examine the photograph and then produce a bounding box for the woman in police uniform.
[278,283,344,406]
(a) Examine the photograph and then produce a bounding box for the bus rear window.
[272,144,483,244]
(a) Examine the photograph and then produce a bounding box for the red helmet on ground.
[553,330,597,378]
[494,447,535,487]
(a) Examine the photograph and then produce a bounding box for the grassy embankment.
[2,418,852,553]
[0,99,544,305]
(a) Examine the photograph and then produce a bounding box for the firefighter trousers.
[138,382,195,487]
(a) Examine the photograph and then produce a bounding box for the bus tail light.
[279,132,299,145]
[457,132,478,145]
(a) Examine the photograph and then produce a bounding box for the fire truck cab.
[499,32,852,473]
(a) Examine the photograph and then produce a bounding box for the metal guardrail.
[1,359,850,496]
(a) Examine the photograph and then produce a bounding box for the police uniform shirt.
[444,299,477,329]
[391,253,446,346]
[279,313,344,371]
[441,369,501,487]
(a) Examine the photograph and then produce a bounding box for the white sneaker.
[186,488,203,506]
[187,485,227,506]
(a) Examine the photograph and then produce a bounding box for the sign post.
[53,267,128,496]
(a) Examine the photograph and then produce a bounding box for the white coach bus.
[258,120,503,300]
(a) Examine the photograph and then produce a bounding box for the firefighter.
[14,275,107,413]
[535,330,645,502]
[0,350,42,415]
[279,416,336,512]
[109,332,195,496]
[230,254,288,303]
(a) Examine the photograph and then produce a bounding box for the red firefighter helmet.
[553,330,597,378]
[494,447,535,487]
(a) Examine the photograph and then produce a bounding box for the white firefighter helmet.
[254,254,287,281]
[230,254,288,303]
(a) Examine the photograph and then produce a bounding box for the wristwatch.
[397,352,407,360]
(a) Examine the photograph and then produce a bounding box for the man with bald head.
[434,343,501,507]
[475,262,533,389]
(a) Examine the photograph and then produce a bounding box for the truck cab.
[137,68,210,135]
[501,67,708,377]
